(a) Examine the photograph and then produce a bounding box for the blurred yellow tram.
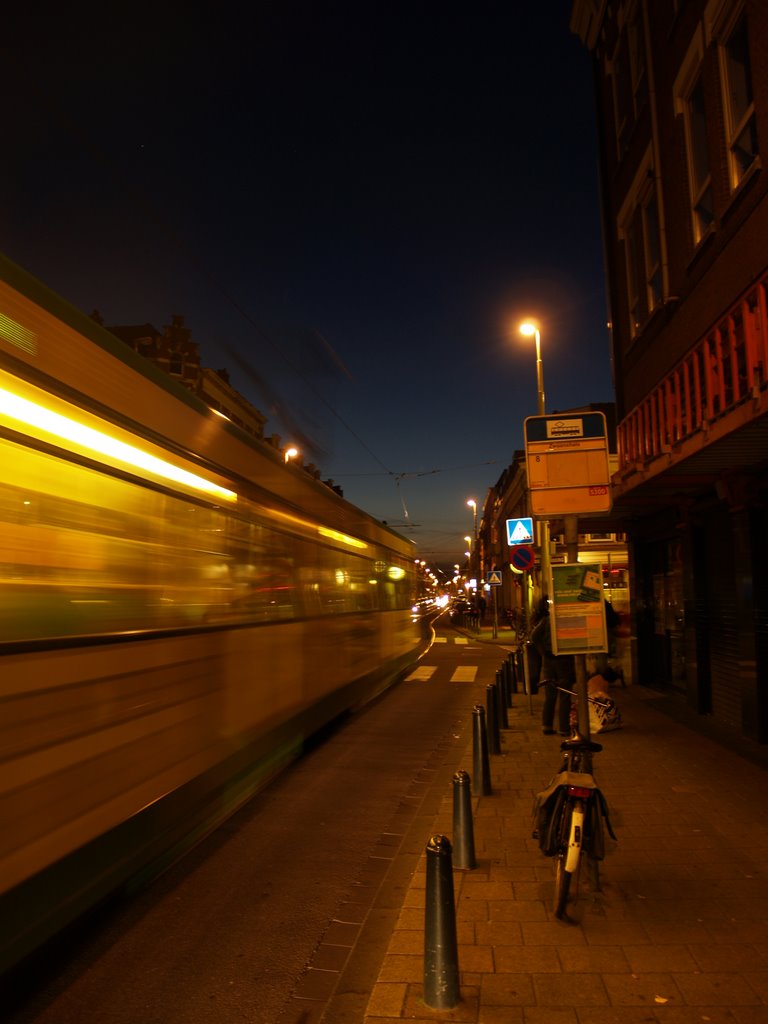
[0,252,422,974]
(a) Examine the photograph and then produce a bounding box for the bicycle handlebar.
[549,683,613,709]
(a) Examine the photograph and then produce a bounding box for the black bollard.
[499,660,508,707]
[452,770,476,870]
[509,651,517,693]
[471,705,492,795]
[486,682,500,754]
[503,656,514,705]
[423,834,460,1010]
[495,668,508,729]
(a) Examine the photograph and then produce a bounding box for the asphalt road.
[5,620,514,1024]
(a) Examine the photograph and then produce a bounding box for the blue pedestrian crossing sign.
[506,517,534,545]
[486,570,503,585]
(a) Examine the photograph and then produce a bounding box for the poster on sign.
[549,562,609,656]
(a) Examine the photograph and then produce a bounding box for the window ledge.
[721,158,762,226]
[685,223,717,274]
[626,299,674,350]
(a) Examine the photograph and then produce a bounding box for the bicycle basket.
[532,784,567,857]
[584,787,618,860]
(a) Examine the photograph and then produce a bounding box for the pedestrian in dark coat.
[530,597,573,736]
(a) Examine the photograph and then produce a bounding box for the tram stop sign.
[524,412,612,516]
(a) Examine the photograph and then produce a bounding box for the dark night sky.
[2,3,612,571]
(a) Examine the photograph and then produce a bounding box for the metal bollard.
[471,705,492,795]
[495,668,508,729]
[486,682,500,755]
[423,834,460,1009]
[499,660,507,706]
[452,770,476,870]
[504,656,514,704]
[512,650,522,693]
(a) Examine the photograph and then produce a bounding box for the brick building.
[571,1,768,745]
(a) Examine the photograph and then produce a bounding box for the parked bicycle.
[533,690,617,919]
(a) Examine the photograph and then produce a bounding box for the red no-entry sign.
[510,544,535,571]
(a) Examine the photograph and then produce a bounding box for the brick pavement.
[362,679,768,1023]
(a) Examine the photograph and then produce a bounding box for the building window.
[627,6,648,117]
[685,75,714,242]
[621,168,662,339]
[611,4,648,159]
[675,26,714,247]
[720,10,757,189]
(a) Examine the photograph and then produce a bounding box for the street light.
[519,321,545,416]
[466,498,478,583]
[466,498,477,539]
[284,446,299,464]
[519,320,550,599]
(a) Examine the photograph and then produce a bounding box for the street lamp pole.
[466,498,477,541]
[519,323,550,601]
[520,325,591,738]
[534,328,545,418]
[466,498,478,588]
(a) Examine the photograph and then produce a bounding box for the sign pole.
[485,571,503,641]
[523,410,611,742]
[540,520,551,604]
[564,515,590,740]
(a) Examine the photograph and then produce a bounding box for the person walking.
[530,596,573,736]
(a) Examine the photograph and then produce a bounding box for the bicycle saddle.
[560,735,603,753]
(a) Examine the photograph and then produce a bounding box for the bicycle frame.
[533,682,616,919]
[552,733,603,919]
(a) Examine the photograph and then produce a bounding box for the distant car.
[411,596,436,620]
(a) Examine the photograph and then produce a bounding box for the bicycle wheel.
[565,799,585,873]
[553,801,573,917]
[554,798,585,919]
[554,850,571,918]
[588,855,601,893]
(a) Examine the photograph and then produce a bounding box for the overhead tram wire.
[337,458,500,478]
[337,458,501,521]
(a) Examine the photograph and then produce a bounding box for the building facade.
[572,0,768,745]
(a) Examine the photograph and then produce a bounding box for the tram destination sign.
[524,412,612,516]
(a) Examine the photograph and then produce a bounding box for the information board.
[524,412,612,516]
[550,562,609,656]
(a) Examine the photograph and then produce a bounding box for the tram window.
[346,559,377,611]
[0,435,409,641]
[0,440,248,637]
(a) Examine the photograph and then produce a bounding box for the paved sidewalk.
[362,681,768,1023]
